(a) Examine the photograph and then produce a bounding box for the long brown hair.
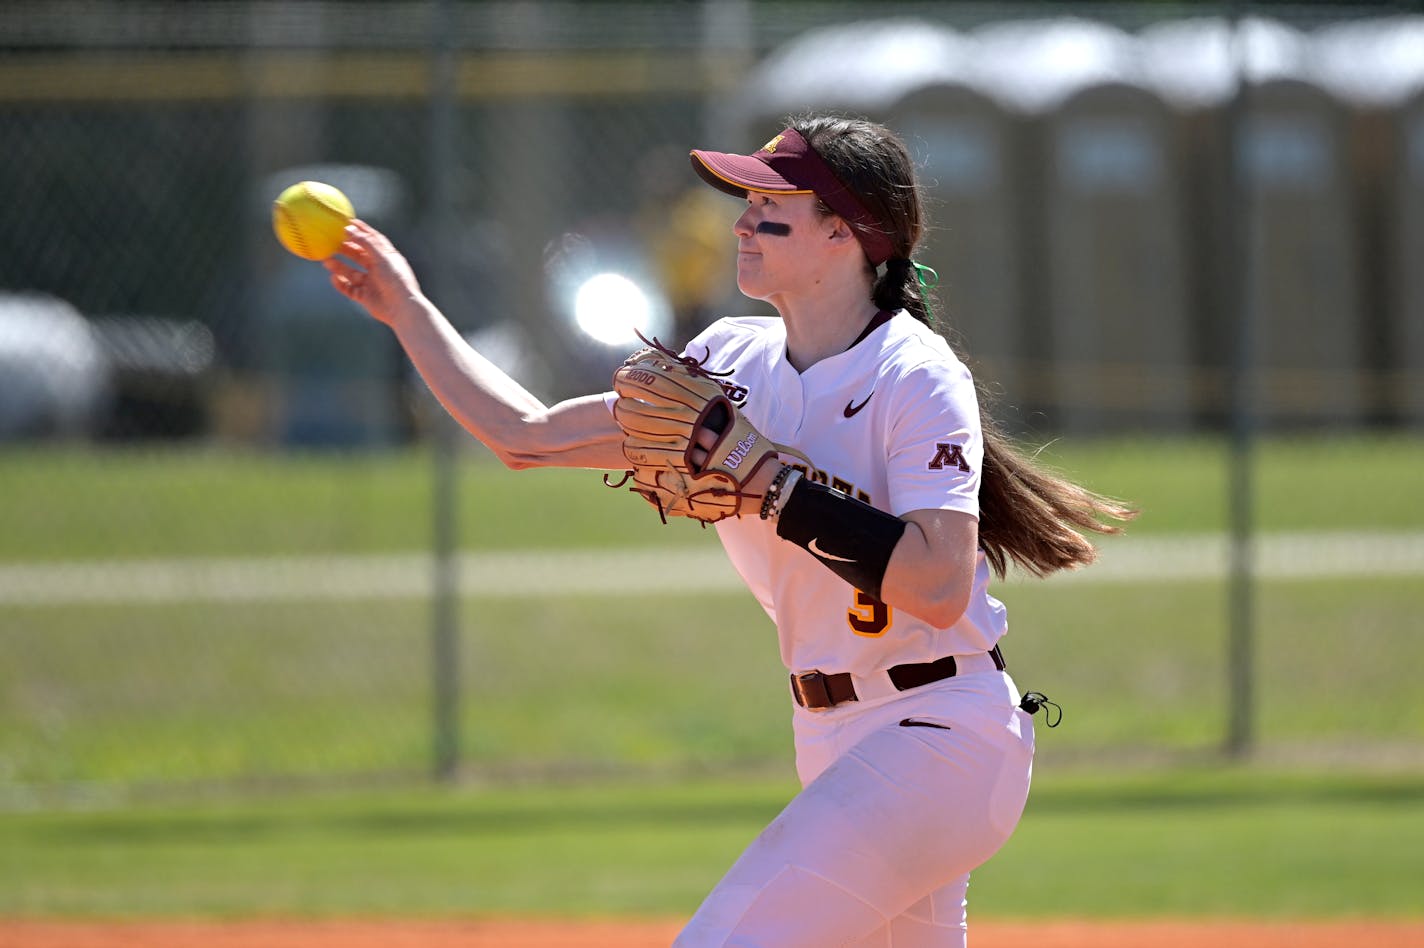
[795,114,1136,577]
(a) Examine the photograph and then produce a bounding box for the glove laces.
[628,329,733,381]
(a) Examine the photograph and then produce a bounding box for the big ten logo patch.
[927,443,971,473]
[718,380,750,405]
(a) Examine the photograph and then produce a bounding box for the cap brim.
[690,149,814,198]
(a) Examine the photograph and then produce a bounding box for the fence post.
[1224,2,1257,760]
[428,0,462,783]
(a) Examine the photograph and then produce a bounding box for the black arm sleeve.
[774,478,905,600]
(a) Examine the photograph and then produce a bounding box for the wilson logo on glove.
[724,433,759,470]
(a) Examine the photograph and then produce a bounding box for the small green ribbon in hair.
[911,261,939,323]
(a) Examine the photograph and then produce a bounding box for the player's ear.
[825,214,856,246]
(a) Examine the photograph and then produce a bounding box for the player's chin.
[734,262,769,299]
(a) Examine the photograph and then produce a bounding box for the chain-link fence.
[2,0,1422,803]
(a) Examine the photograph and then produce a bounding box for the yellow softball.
[272,181,354,260]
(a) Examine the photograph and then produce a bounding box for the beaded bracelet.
[759,464,796,520]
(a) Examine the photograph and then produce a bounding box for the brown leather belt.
[790,645,1006,712]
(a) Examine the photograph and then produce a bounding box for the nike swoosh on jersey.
[807,538,857,563]
[843,392,874,418]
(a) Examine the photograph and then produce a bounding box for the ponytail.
[977,417,1136,577]
[873,257,935,327]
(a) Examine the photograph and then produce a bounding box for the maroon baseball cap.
[689,128,896,265]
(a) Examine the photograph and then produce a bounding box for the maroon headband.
[689,128,896,266]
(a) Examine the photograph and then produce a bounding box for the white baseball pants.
[675,670,1035,948]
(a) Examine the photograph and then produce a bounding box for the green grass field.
[3,433,1422,561]
[6,576,1424,788]
[3,769,1422,918]
[2,434,1422,920]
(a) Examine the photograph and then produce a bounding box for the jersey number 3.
[847,589,892,637]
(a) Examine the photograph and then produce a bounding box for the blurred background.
[2,0,1422,814]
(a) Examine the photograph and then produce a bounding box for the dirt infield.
[4,918,1424,948]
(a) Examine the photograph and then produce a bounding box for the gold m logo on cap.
[760,134,785,154]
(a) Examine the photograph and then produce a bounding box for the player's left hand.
[609,336,809,524]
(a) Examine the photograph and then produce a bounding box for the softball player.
[327,114,1131,947]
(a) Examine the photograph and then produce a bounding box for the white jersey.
[684,311,1007,678]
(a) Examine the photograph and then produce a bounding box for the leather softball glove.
[609,336,808,524]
